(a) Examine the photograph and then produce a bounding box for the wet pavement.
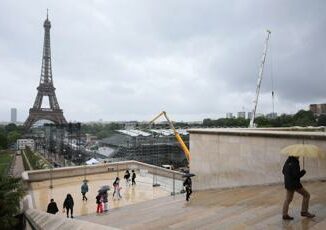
[29,170,183,217]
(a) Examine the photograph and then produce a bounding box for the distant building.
[256,113,264,118]
[11,108,17,123]
[124,121,138,130]
[247,112,253,120]
[17,139,35,150]
[266,112,277,119]
[226,113,233,119]
[237,112,246,119]
[98,129,188,168]
[310,103,326,116]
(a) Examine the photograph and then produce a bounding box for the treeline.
[81,122,124,139]
[0,123,23,149]
[203,110,326,128]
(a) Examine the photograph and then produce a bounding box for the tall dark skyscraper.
[11,108,17,123]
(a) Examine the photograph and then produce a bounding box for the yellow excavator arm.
[149,111,190,162]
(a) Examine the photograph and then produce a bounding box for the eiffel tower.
[24,12,67,130]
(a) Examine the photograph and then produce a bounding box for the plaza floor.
[29,170,183,217]
[78,180,326,229]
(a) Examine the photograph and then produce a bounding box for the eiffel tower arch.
[24,13,67,130]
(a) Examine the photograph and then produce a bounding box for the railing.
[22,160,186,195]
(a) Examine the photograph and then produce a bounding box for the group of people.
[47,194,74,218]
[46,170,137,217]
[47,159,315,221]
[124,169,137,186]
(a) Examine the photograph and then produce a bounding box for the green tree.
[7,131,21,145]
[0,133,8,150]
[0,175,25,229]
[4,123,17,133]
[317,114,326,126]
[255,117,271,127]
[293,110,316,127]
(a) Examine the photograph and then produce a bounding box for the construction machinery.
[149,111,191,163]
[249,30,271,128]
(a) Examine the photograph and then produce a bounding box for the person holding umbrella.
[96,192,103,214]
[98,185,110,212]
[281,143,321,220]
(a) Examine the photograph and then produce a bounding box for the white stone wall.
[189,129,326,191]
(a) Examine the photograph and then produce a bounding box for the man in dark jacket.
[63,194,74,218]
[282,156,315,220]
[47,199,59,214]
[81,181,89,201]
[183,177,192,201]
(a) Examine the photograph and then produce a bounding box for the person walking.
[282,156,315,220]
[183,176,192,202]
[132,170,136,186]
[124,170,131,186]
[63,194,74,218]
[47,198,59,214]
[112,177,122,199]
[102,191,109,212]
[96,193,103,213]
[81,181,89,201]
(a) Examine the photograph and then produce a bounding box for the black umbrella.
[98,185,110,193]
[182,173,196,178]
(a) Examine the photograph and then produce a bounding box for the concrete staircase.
[79,181,326,229]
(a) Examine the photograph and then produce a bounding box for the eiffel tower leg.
[24,115,36,130]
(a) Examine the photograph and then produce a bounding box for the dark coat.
[81,183,89,193]
[96,194,102,204]
[63,195,74,209]
[124,171,130,180]
[282,157,306,190]
[47,201,59,214]
[183,177,192,189]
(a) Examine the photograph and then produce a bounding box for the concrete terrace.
[29,170,183,217]
[79,180,326,230]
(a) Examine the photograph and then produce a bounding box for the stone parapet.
[22,160,184,183]
[24,208,118,230]
[188,128,326,190]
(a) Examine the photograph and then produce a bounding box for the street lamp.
[152,133,160,187]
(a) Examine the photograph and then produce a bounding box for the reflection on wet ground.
[30,170,183,217]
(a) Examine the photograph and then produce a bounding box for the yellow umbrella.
[281,144,324,169]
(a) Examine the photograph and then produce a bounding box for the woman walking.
[112,177,122,199]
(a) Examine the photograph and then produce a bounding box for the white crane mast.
[249,30,271,128]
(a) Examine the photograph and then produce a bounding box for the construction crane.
[249,30,271,128]
[149,111,191,163]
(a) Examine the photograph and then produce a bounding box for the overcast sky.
[0,0,325,122]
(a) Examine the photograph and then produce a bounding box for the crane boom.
[149,111,191,162]
[249,30,271,128]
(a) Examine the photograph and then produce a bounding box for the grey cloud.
[0,0,325,122]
